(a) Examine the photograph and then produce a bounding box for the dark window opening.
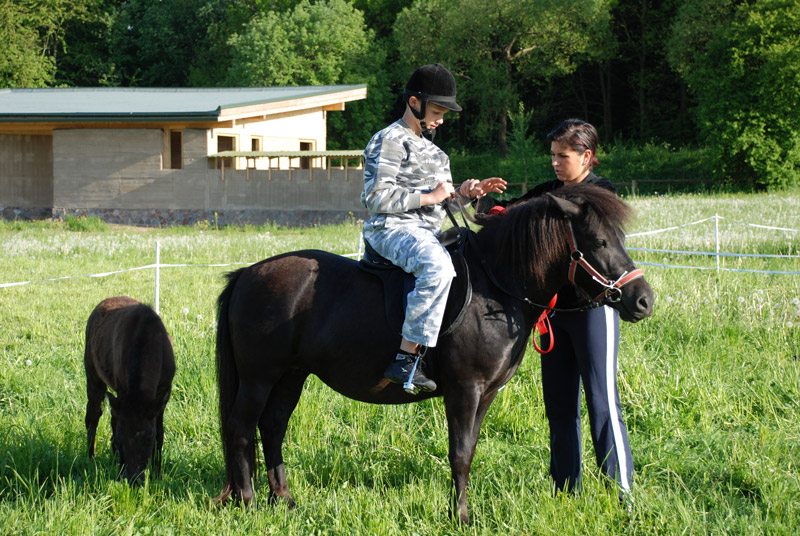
[170,130,182,169]
[217,135,235,169]
[300,141,313,169]
[249,137,261,169]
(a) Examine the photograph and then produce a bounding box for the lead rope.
[532,294,558,354]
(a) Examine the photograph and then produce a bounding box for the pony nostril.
[637,294,651,313]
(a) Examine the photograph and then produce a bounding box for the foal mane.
[474,183,631,288]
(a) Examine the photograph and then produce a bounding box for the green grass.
[1,193,799,534]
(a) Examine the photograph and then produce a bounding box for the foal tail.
[216,268,256,490]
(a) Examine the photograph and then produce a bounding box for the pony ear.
[547,193,582,219]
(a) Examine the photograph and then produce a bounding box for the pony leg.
[220,383,271,505]
[153,409,165,478]
[109,411,122,462]
[84,368,106,459]
[258,369,308,508]
[444,386,499,524]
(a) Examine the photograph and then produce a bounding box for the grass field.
[1,191,798,535]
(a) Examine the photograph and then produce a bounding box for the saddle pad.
[358,235,472,338]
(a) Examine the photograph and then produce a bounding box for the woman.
[479,119,632,500]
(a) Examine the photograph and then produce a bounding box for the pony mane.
[474,183,631,288]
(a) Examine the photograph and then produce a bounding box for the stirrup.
[402,354,422,394]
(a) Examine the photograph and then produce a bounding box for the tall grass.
[1,193,798,535]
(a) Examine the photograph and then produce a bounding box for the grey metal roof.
[0,85,367,122]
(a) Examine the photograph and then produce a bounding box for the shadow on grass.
[0,423,226,505]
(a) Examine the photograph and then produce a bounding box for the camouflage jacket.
[361,119,460,233]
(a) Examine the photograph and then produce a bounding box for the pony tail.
[216,268,256,485]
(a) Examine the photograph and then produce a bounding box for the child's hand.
[422,181,456,206]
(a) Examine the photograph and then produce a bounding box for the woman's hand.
[459,177,507,199]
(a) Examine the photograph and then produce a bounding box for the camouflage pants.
[364,223,456,347]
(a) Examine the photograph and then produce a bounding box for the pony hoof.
[212,487,233,507]
[268,492,297,509]
[449,507,470,526]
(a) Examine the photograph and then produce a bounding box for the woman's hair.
[546,119,599,166]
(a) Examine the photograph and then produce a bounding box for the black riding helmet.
[403,64,461,137]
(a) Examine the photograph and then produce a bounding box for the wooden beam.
[0,120,225,135]
[217,87,367,121]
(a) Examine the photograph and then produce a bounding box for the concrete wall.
[0,134,53,219]
[51,128,367,226]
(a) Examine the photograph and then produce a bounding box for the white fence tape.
[626,214,799,238]
[625,216,718,238]
[0,264,157,288]
[623,213,799,275]
[627,247,800,259]
[0,256,361,290]
[634,261,800,275]
[727,219,799,233]
[1,216,797,301]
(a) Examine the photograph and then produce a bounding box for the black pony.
[213,184,653,522]
[84,296,175,484]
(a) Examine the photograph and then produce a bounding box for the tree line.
[2,0,798,188]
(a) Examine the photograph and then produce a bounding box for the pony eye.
[595,239,608,248]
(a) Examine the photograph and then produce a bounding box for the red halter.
[487,205,644,354]
[566,220,644,304]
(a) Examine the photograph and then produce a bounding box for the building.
[0,86,368,226]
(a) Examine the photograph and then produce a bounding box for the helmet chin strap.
[409,98,435,140]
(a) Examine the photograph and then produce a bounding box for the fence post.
[631,180,638,196]
[714,214,720,273]
[155,240,161,314]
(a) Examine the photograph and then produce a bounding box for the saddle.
[358,227,473,338]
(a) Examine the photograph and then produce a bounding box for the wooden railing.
[207,151,746,194]
[207,150,364,182]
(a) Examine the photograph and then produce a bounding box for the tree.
[54,0,120,86]
[226,0,391,148]
[353,0,405,39]
[393,0,614,155]
[0,0,129,88]
[609,0,688,143]
[186,0,268,87]
[668,0,800,188]
[0,0,75,87]
[108,0,222,86]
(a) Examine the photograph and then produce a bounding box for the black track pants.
[539,305,632,496]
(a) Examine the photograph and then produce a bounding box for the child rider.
[361,63,506,394]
